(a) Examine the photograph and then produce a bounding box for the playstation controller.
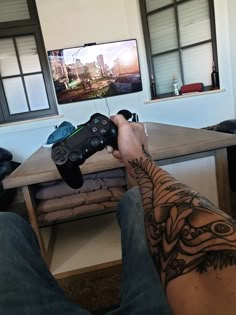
[51,113,119,189]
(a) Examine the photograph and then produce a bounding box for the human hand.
[108,114,150,171]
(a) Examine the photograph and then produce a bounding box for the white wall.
[0,0,235,162]
[227,0,236,110]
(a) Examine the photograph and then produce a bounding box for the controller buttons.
[90,137,101,148]
[94,118,99,124]
[100,128,107,135]
[92,127,98,133]
[101,119,108,125]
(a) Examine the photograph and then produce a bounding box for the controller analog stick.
[90,137,101,148]
[69,151,84,163]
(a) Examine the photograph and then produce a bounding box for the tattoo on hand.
[129,145,236,290]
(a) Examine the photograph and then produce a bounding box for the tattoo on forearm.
[128,145,236,290]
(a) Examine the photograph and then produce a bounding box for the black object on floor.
[0,147,20,211]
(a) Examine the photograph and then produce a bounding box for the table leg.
[215,148,232,215]
[22,185,48,263]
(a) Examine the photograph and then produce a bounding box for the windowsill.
[0,114,64,135]
[0,114,64,128]
[144,89,226,104]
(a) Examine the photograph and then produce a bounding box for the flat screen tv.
[47,39,142,104]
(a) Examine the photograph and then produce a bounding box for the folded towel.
[37,187,126,213]
[83,168,125,179]
[36,177,126,200]
[38,189,113,213]
[38,202,118,224]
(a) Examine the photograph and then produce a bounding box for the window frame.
[139,0,219,99]
[0,0,58,124]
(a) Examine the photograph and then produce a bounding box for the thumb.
[110,114,129,128]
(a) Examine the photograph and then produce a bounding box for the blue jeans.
[0,187,171,314]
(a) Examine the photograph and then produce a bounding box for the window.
[139,0,218,98]
[0,0,58,124]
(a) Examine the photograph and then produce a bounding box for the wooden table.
[3,122,236,277]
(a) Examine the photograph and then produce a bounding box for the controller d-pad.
[54,155,60,162]
[52,146,69,165]
[60,156,65,162]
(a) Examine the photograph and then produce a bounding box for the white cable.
[105,97,111,117]
[144,124,148,136]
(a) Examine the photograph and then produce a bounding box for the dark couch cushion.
[203,119,236,134]
[0,147,13,162]
[0,161,12,181]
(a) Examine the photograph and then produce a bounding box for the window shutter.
[148,8,177,54]
[145,0,173,13]
[0,0,30,23]
[153,52,181,95]
[182,43,213,86]
[16,36,41,74]
[178,0,211,47]
[0,38,20,77]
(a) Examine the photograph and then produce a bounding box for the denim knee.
[0,211,28,228]
[118,187,143,223]
[0,212,33,244]
[117,187,149,251]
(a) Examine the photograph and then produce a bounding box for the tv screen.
[47,39,142,104]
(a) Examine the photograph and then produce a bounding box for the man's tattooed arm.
[129,145,236,291]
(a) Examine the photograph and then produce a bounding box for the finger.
[112,149,122,160]
[112,153,124,164]
[110,114,129,128]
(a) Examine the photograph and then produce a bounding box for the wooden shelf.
[41,212,121,276]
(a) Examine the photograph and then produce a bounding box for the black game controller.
[51,113,119,189]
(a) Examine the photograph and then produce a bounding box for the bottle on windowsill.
[173,75,180,96]
[211,62,220,89]
[150,74,157,99]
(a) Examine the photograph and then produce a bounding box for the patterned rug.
[57,264,122,314]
